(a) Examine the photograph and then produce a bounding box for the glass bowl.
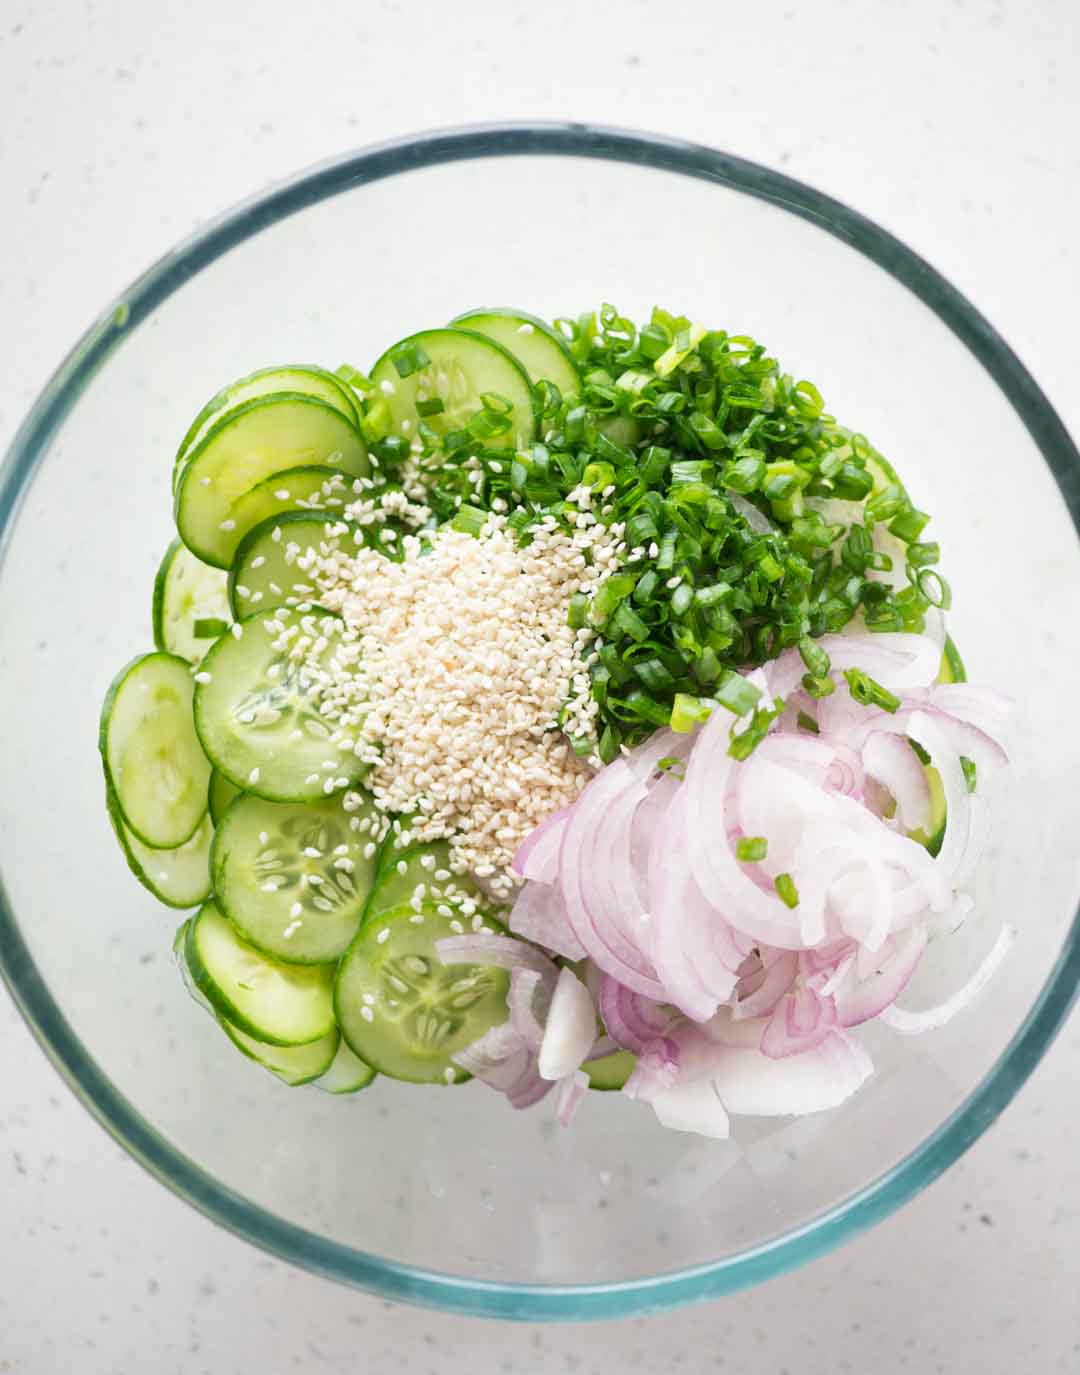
[2,123,1078,1321]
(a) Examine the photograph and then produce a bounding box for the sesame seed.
[193,671,212,684]
[376,928,390,944]
[361,1005,374,1022]
[248,767,260,784]
[219,519,236,532]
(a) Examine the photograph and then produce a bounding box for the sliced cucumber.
[152,538,230,664]
[106,782,212,909]
[367,839,499,923]
[449,308,581,401]
[228,511,359,620]
[173,919,213,1014]
[370,328,535,451]
[193,608,367,802]
[335,903,510,1085]
[313,1037,377,1094]
[585,1047,636,1092]
[174,366,363,489]
[208,768,243,825]
[212,793,383,964]
[100,652,211,848]
[910,763,948,857]
[185,900,335,1045]
[174,396,369,568]
[220,1018,340,1085]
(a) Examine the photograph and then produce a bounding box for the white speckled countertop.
[2,2,1079,1370]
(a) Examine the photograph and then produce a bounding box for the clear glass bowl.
[2,123,1078,1321]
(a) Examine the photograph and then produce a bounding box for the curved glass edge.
[1,122,1079,1321]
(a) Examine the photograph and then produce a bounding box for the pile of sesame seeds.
[280,492,625,898]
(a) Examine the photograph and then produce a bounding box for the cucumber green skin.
[207,769,243,825]
[370,327,537,451]
[449,307,581,401]
[334,904,511,1086]
[227,510,359,621]
[99,650,210,849]
[173,366,364,492]
[184,901,335,1046]
[104,779,212,910]
[940,634,966,686]
[219,1018,340,1085]
[151,537,182,655]
[192,609,368,803]
[173,395,369,569]
[585,1048,636,1092]
[313,1039,378,1094]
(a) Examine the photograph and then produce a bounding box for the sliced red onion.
[436,933,558,980]
[598,973,671,1052]
[861,731,931,832]
[538,967,598,1081]
[508,878,586,962]
[453,1023,554,1111]
[706,1029,874,1117]
[559,760,666,997]
[622,1037,681,1101]
[507,967,553,1051]
[651,1077,732,1138]
[733,948,798,1020]
[760,988,838,1059]
[833,924,927,1027]
[879,923,1015,1034]
[512,806,570,882]
[554,1069,589,1127]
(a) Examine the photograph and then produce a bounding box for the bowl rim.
[2,120,1079,1321]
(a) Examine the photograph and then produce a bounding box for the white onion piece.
[728,491,775,534]
[833,924,927,1027]
[879,924,1015,1034]
[554,1069,589,1127]
[861,731,931,832]
[761,988,838,1058]
[436,933,557,980]
[707,1030,874,1116]
[509,875,586,961]
[652,1078,732,1139]
[538,967,597,1081]
[507,968,553,1051]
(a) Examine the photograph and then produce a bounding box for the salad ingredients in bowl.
[98,304,1011,1136]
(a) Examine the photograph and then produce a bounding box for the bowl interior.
[2,133,1078,1315]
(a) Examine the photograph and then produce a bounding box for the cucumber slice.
[152,538,230,664]
[335,903,510,1084]
[939,634,966,685]
[220,1018,340,1085]
[207,768,243,825]
[367,839,499,922]
[100,652,211,848]
[910,763,948,857]
[185,900,335,1045]
[449,308,581,401]
[229,511,359,620]
[370,328,535,451]
[193,608,367,802]
[212,793,383,964]
[173,919,214,1014]
[586,1047,636,1092]
[106,782,212,909]
[174,396,369,568]
[313,1037,377,1094]
[174,366,363,489]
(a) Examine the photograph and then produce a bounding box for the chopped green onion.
[611,601,650,642]
[670,693,713,733]
[736,836,768,862]
[590,574,635,625]
[798,635,831,679]
[801,673,836,699]
[450,504,488,537]
[566,593,588,629]
[907,541,940,568]
[598,723,621,765]
[713,671,762,717]
[774,873,799,908]
[914,568,951,609]
[415,397,445,417]
[390,342,431,379]
[721,456,766,494]
[796,710,820,734]
[888,508,929,543]
[635,657,675,692]
[843,667,900,712]
[582,461,616,492]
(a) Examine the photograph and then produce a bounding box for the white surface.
[1,0,1078,1369]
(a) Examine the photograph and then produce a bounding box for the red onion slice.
[707,1029,874,1117]
[833,924,927,1027]
[554,1069,589,1127]
[879,923,1015,1034]
[760,987,838,1058]
[652,1078,732,1138]
[509,879,586,962]
[436,933,557,979]
[512,806,570,882]
[507,967,553,1051]
[861,731,932,832]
